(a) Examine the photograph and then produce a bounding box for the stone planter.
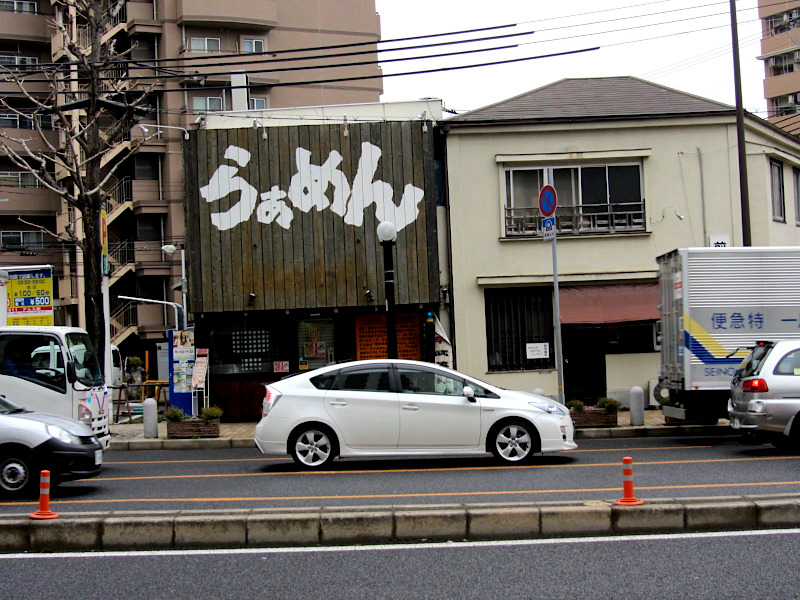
[570,408,617,428]
[166,418,220,439]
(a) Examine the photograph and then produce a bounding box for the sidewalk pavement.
[107,409,733,450]
[0,409,761,554]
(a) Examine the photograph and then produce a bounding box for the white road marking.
[3,528,800,560]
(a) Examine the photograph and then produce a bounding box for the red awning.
[559,283,659,325]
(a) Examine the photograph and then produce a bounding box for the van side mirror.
[66,360,77,384]
[463,385,476,402]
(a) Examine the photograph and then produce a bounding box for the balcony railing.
[110,300,138,341]
[504,201,646,237]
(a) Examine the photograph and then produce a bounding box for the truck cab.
[0,326,110,448]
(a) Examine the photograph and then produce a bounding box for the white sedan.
[254,359,576,469]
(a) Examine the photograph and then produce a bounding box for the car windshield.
[739,344,774,378]
[0,396,26,414]
[65,333,104,386]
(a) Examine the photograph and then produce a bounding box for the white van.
[0,327,111,448]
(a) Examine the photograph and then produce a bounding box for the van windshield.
[65,333,103,387]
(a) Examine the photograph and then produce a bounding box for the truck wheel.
[0,447,37,498]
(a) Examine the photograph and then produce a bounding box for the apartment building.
[0,0,382,361]
[759,0,800,132]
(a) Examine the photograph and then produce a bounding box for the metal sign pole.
[551,235,565,405]
[538,185,565,404]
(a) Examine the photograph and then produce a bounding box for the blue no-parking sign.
[539,185,557,217]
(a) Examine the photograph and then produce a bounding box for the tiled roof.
[448,76,733,123]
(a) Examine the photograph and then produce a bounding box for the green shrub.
[597,397,621,414]
[127,356,143,369]
[164,406,185,422]
[199,405,223,422]
[566,400,585,413]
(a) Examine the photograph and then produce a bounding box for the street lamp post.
[376,221,397,359]
[161,243,187,329]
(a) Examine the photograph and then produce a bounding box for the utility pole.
[730,0,751,246]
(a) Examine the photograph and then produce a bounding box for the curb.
[108,425,735,451]
[2,494,799,553]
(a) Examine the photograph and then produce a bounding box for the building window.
[134,155,158,180]
[192,96,223,112]
[0,171,39,187]
[190,37,220,53]
[771,159,785,222]
[0,1,37,14]
[0,112,52,130]
[504,163,644,237]
[484,287,554,372]
[1,230,43,248]
[795,168,800,226]
[0,55,38,66]
[131,37,155,61]
[242,39,264,54]
[249,97,267,110]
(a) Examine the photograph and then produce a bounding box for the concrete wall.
[605,352,660,407]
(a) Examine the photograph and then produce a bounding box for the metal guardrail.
[504,202,646,237]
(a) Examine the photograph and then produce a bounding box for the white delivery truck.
[656,247,800,423]
[0,326,111,448]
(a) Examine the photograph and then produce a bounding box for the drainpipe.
[697,147,708,245]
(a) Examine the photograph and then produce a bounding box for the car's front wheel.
[289,425,337,469]
[490,419,538,464]
[0,446,37,497]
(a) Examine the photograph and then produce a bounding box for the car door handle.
[401,405,420,411]
[329,401,348,407]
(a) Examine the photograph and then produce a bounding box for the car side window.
[465,380,500,399]
[398,367,464,396]
[774,350,800,376]
[337,367,391,392]
[0,333,66,393]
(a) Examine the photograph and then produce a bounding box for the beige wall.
[445,114,800,395]
[605,352,660,406]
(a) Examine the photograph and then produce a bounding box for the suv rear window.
[739,344,774,378]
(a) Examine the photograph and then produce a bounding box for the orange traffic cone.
[614,456,644,506]
[29,470,58,520]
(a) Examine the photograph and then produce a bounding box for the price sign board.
[6,267,53,326]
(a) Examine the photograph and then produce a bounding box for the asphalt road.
[2,529,800,599]
[2,433,799,513]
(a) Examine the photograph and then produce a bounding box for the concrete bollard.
[630,386,644,426]
[143,397,158,438]
[533,388,546,397]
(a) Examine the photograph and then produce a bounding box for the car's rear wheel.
[289,425,337,469]
[490,419,538,464]
[0,447,37,497]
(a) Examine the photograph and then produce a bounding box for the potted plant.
[569,398,619,428]
[165,405,223,439]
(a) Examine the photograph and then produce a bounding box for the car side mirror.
[463,385,476,402]
[66,360,77,384]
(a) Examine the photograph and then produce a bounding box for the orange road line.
[87,454,800,482]
[3,480,800,507]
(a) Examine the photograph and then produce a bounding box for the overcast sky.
[374,0,766,117]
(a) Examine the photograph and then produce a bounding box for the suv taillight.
[743,379,769,393]
[262,386,282,417]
